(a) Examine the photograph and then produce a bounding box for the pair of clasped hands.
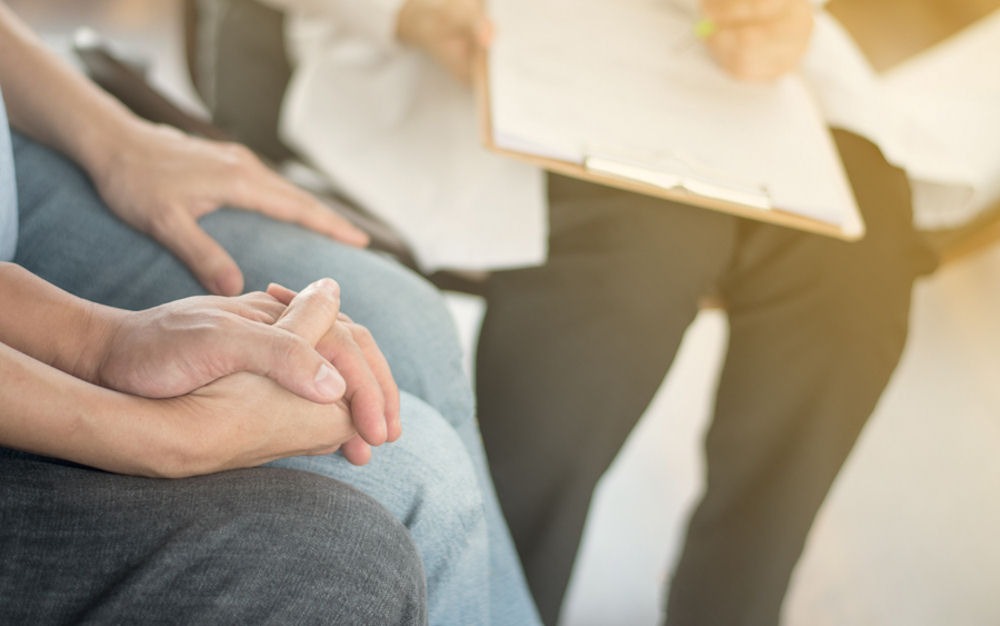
[92,278,397,475]
[395,0,815,82]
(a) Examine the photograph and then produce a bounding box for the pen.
[693,17,717,38]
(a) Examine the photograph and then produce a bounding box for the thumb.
[273,278,343,346]
[232,322,348,404]
[229,279,349,403]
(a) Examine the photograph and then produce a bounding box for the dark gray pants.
[476,130,938,625]
[0,448,426,625]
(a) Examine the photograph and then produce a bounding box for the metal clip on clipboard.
[583,149,773,211]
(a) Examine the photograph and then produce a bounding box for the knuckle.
[350,324,375,346]
[146,205,180,238]
[222,142,257,165]
[271,333,311,371]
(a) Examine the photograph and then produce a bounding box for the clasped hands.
[394,0,813,82]
[94,278,399,476]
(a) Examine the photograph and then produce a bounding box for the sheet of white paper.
[488,0,862,236]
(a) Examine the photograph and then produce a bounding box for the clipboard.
[474,0,865,241]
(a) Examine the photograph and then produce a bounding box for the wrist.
[73,114,149,190]
[75,301,129,387]
[81,390,216,478]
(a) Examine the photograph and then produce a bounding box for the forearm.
[0,338,358,478]
[0,340,164,475]
[0,263,122,382]
[0,3,145,182]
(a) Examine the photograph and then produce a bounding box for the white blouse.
[260,0,547,273]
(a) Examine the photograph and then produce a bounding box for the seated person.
[200,0,939,624]
[0,270,427,624]
[0,3,540,624]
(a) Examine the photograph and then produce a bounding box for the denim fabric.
[0,448,427,625]
[11,130,540,626]
[0,90,16,262]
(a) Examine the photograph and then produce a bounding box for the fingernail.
[311,277,339,294]
[314,364,346,399]
[213,269,243,296]
[347,226,370,246]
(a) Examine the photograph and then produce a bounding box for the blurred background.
[8,1,1000,624]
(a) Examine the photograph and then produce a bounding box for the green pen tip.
[694,18,716,39]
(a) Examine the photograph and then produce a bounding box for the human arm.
[0,340,357,478]
[0,263,398,461]
[0,2,369,297]
[0,263,343,404]
[698,0,816,81]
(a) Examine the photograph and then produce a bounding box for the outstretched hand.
[699,0,814,81]
[90,123,370,296]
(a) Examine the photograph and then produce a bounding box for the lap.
[0,447,424,625]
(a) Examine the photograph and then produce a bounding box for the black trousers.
[0,449,426,625]
[476,130,938,626]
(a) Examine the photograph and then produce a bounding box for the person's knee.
[376,398,487,580]
[393,397,485,530]
[269,395,487,592]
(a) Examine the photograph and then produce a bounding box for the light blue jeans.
[11,130,541,626]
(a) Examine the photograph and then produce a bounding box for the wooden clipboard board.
[473,50,863,241]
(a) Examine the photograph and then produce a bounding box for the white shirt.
[262,0,547,273]
[0,87,17,263]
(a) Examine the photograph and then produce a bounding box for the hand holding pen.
[396,0,494,83]
[697,0,815,81]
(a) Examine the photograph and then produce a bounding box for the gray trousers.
[477,130,939,625]
[0,448,426,625]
